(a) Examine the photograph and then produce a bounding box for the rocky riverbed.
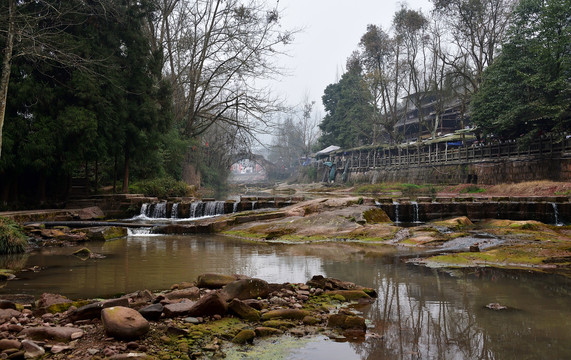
[0,273,376,359]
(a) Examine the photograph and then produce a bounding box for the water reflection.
[0,235,569,359]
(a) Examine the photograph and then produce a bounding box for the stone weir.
[376,196,570,225]
[137,196,305,219]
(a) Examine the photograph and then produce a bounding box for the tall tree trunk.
[0,0,15,159]
[122,151,130,193]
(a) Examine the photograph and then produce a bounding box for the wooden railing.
[316,136,571,172]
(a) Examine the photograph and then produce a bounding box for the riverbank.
[0,274,376,359]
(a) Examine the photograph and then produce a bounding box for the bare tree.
[431,0,516,94]
[150,0,297,139]
[360,25,405,144]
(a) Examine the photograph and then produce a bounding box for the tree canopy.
[470,0,571,142]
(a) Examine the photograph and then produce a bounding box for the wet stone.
[138,304,164,321]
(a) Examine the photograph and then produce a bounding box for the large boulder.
[220,278,270,301]
[19,327,84,342]
[101,306,150,340]
[197,273,239,289]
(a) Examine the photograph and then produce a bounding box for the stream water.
[1,234,569,359]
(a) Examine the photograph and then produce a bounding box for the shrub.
[0,217,27,254]
[130,177,192,199]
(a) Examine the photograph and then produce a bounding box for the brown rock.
[0,309,21,324]
[165,287,200,301]
[0,339,21,350]
[68,297,127,322]
[101,307,150,340]
[0,300,16,310]
[228,299,260,321]
[220,278,270,301]
[197,273,239,289]
[261,309,310,321]
[77,206,105,220]
[162,301,195,318]
[19,326,84,342]
[37,293,72,310]
[186,292,227,317]
[327,314,366,331]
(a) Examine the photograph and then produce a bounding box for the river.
[1,233,570,359]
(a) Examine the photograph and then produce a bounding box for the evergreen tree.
[471,0,571,142]
[319,57,374,149]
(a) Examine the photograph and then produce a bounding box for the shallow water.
[1,234,570,359]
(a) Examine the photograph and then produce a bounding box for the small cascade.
[392,201,400,223]
[204,201,225,216]
[171,203,179,219]
[190,201,205,218]
[411,201,420,223]
[252,201,257,210]
[140,203,150,217]
[551,203,564,226]
[232,201,239,213]
[152,202,167,218]
[189,201,226,218]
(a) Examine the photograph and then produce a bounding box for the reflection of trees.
[0,252,28,270]
[320,260,571,360]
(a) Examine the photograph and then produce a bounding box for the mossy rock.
[324,290,371,301]
[433,216,473,229]
[261,320,296,330]
[254,326,283,337]
[362,208,392,224]
[73,248,92,260]
[232,329,256,344]
[46,300,92,314]
[0,269,15,281]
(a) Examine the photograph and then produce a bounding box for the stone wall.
[347,157,571,185]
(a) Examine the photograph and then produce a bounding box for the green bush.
[0,217,27,254]
[130,177,192,198]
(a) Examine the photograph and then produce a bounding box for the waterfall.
[252,201,257,210]
[140,203,150,217]
[151,202,167,218]
[411,201,419,223]
[190,201,204,218]
[551,203,563,226]
[392,201,400,223]
[189,201,225,218]
[171,203,179,219]
[204,201,225,216]
[233,201,239,213]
